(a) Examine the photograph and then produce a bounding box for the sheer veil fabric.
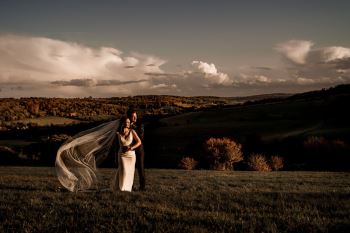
[55,120,120,192]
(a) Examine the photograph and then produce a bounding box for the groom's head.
[127,108,137,123]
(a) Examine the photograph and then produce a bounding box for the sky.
[0,0,350,97]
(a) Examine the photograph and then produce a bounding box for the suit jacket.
[131,121,144,153]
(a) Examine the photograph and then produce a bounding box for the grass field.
[0,167,349,232]
[13,116,82,126]
[0,140,36,147]
[145,96,350,168]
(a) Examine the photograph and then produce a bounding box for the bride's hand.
[122,146,129,152]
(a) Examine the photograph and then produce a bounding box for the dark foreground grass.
[0,167,349,233]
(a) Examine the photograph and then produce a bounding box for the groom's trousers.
[135,145,146,189]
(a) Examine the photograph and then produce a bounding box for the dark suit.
[131,121,146,189]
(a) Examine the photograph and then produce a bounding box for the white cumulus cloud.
[190,61,232,86]
[0,34,166,97]
[322,46,350,62]
[1,34,350,97]
[274,39,350,87]
[275,40,314,65]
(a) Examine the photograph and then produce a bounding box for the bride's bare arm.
[130,129,142,150]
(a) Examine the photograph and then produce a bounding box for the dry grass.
[13,116,82,126]
[270,155,284,171]
[204,137,243,170]
[303,136,348,150]
[0,167,349,232]
[248,153,272,172]
[179,157,198,170]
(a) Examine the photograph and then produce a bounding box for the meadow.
[146,93,350,170]
[0,167,349,232]
[13,116,83,127]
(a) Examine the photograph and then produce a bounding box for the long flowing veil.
[55,119,120,192]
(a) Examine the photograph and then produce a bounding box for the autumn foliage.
[179,157,198,170]
[248,153,271,172]
[204,137,243,170]
[270,155,284,171]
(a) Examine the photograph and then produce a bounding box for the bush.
[204,137,243,170]
[303,136,327,148]
[179,157,198,170]
[49,134,72,143]
[304,136,348,151]
[248,153,271,171]
[270,155,284,171]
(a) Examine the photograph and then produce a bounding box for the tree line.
[0,95,247,130]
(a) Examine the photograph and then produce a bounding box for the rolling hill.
[145,84,350,170]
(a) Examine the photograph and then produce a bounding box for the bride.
[112,116,141,192]
[55,115,140,192]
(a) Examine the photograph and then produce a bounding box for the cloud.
[51,79,97,87]
[145,60,233,91]
[275,40,314,64]
[254,75,272,83]
[150,83,177,89]
[143,61,234,95]
[234,73,277,86]
[0,35,236,96]
[96,79,148,86]
[144,72,182,79]
[51,78,148,86]
[296,77,315,85]
[273,39,350,87]
[146,53,350,96]
[322,46,350,62]
[276,40,350,68]
[1,34,349,97]
[252,66,273,71]
[331,57,350,70]
[189,61,233,86]
[0,34,165,96]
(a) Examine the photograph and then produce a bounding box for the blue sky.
[0,0,349,97]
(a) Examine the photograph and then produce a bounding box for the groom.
[127,108,146,191]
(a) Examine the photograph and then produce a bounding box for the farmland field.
[0,167,349,232]
[13,116,83,126]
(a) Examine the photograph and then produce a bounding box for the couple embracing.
[55,108,146,193]
[113,109,146,192]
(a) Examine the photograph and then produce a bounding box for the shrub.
[270,155,284,171]
[179,157,198,170]
[248,153,271,171]
[49,134,72,143]
[304,136,348,151]
[303,136,327,148]
[204,137,243,170]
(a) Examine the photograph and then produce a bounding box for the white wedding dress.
[111,131,136,192]
[55,120,120,192]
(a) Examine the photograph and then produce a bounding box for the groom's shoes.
[132,186,146,192]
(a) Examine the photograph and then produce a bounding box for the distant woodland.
[0,94,289,130]
[1,84,349,170]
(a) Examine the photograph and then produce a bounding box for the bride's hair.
[118,116,129,133]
